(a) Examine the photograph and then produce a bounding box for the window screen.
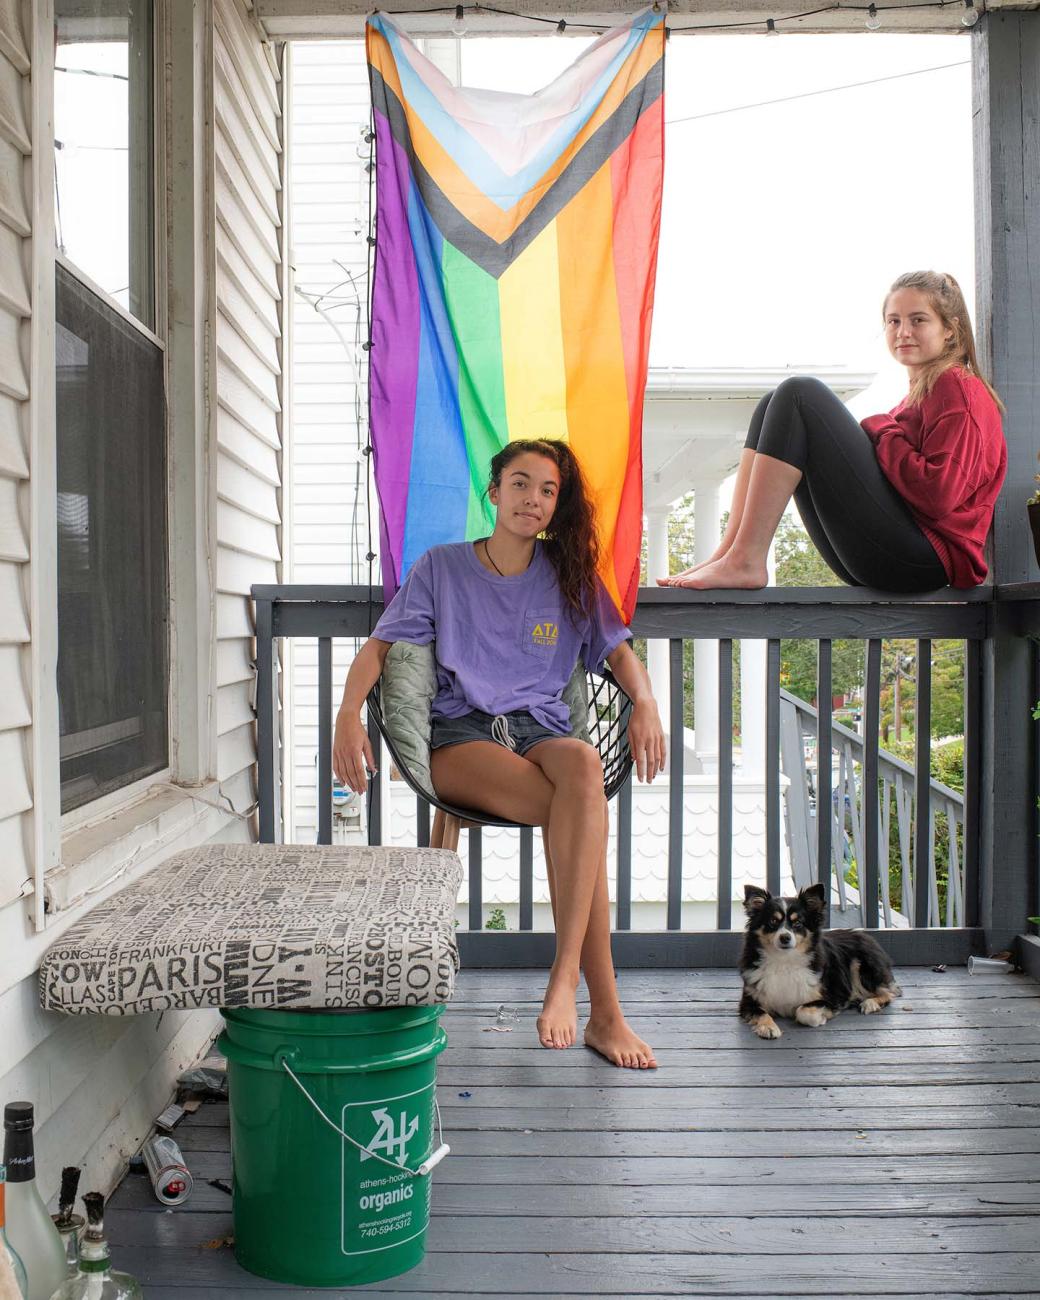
[56,261,168,812]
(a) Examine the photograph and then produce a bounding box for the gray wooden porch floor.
[105,966,1040,1297]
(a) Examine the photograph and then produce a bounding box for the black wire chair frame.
[366,670,634,843]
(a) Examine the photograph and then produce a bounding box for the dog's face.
[743,884,826,954]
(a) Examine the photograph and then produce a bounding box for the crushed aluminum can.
[142,1134,194,1206]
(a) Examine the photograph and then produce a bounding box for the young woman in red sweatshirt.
[658,271,1006,592]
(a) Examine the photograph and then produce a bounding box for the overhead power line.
[666,59,970,125]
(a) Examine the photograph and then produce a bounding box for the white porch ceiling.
[255,0,1028,39]
[642,365,874,510]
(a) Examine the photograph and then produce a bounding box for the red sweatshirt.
[860,366,1006,587]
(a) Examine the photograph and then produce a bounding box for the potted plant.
[1029,472,1040,568]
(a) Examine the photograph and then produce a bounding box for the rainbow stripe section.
[367,10,664,620]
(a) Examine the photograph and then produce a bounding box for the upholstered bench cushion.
[39,843,463,1016]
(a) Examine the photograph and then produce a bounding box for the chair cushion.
[38,843,463,1016]
[380,642,439,798]
[379,643,592,800]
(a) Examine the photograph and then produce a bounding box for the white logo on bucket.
[360,1107,418,1167]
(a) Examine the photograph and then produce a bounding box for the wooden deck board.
[103,967,1040,1297]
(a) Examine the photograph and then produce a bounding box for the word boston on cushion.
[38,842,464,1288]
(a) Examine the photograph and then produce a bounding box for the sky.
[54,42,133,310]
[462,31,974,419]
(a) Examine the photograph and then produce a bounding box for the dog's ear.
[744,885,770,915]
[799,883,826,912]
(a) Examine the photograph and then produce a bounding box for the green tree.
[878,639,964,743]
[773,514,864,705]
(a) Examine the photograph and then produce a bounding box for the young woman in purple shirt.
[333,440,666,1070]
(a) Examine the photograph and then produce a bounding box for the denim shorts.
[430,709,560,758]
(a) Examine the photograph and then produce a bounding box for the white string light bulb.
[865,3,882,27]
[452,4,467,36]
[961,0,979,24]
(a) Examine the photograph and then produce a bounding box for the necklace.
[482,538,506,577]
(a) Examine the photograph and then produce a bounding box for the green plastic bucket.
[217,1004,447,1288]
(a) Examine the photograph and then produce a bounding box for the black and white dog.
[739,883,901,1039]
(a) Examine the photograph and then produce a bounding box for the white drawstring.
[281,1059,450,1178]
[491,715,516,750]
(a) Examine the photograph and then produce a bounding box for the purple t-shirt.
[372,541,631,734]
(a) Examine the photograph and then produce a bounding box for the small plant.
[484,907,508,931]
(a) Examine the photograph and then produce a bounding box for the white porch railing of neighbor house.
[253,583,997,965]
[779,689,967,929]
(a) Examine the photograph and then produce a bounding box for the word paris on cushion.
[39,843,463,1015]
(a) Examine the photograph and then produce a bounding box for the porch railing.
[252,583,1013,965]
[780,689,967,927]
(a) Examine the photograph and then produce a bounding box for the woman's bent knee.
[774,374,832,403]
[533,739,605,797]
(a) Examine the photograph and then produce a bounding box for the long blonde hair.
[884,271,1004,412]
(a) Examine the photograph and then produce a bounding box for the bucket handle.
[279,1056,450,1180]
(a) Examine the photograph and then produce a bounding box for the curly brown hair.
[488,439,600,621]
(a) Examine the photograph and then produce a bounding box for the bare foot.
[655,552,728,586]
[536,970,578,1049]
[668,554,767,590]
[584,1015,658,1069]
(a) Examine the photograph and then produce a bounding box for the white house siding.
[0,0,290,1204]
[0,0,32,917]
[0,1,214,1204]
[287,40,370,842]
[213,0,285,831]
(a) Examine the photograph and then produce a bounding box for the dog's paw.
[752,1015,782,1039]
[795,1004,831,1028]
[859,998,882,1015]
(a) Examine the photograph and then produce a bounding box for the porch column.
[646,506,671,706]
[973,15,1040,947]
[739,544,777,779]
[166,1,217,785]
[421,39,462,83]
[692,479,720,772]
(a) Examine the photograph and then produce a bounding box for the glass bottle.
[2,1106,65,1300]
[47,1194,141,1300]
[1,1166,28,1299]
[49,1170,82,1276]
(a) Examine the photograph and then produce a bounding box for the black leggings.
[746,376,947,591]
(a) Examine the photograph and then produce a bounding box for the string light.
[355,126,373,160]
[385,1,984,36]
[556,17,566,33]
